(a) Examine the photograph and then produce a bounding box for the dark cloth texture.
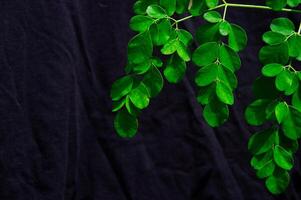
[0,0,300,199]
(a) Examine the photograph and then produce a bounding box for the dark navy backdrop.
[0,0,300,199]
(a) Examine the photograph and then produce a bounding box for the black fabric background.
[0,0,300,199]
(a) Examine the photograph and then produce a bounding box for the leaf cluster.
[245,17,301,194]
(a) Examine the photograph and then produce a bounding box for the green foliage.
[111,0,301,195]
[246,17,301,194]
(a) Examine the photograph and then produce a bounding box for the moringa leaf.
[262,63,284,77]
[273,145,294,170]
[196,23,221,43]
[219,44,241,72]
[259,42,289,65]
[176,0,189,14]
[248,127,277,155]
[130,15,154,32]
[203,96,229,127]
[149,18,172,46]
[164,54,187,83]
[245,99,271,126]
[128,31,153,64]
[146,4,167,19]
[192,42,219,67]
[114,109,138,138]
[195,63,218,87]
[282,106,301,140]
[143,66,164,97]
[265,168,290,195]
[256,160,276,179]
[111,75,133,101]
[176,29,193,46]
[263,31,286,45]
[266,0,287,11]
[160,0,176,16]
[228,24,248,52]
[216,80,234,105]
[205,0,219,8]
[270,18,295,35]
[275,102,289,123]
[129,82,150,109]
[203,11,222,23]
[219,21,231,36]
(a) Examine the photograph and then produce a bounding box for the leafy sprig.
[245,17,301,194]
[110,0,301,195]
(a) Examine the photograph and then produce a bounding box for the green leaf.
[270,18,295,35]
[285,74,299,96]
[248,128,277,155]
[176,29,193,46]
[245,99,271,126]
[151,57,163,67]
[128,31,153,64]
[176,0,189,14]
[273,145,294,170]
[160,0,176,16]
[275,102,289,123]
[228,24,248,52]
[265,100,279,120]
[176,41,191,61]
[197,84,216,105]
[217,65,238,89]
[219,44,241,72]
[266,0,287,11]
[149,18,172,46]
[287,0,301,7]
[133,0,159,14]
[288,34,301,58]
[111,75,134,101]
[205,0,218,8]
[114,109,138,138]
[203,96,229,127]
[129,82,150,109]
[143,66,163,97]
[262,31,286,45]
[146,5,167,18]
[130,15,154,32]
[282,106,301,140]
[112,98,126,112]
[216,81,234,105]
[219,21,231,36]
[195,63,218,87]
[125,96,141,116]
[275,70,294,92]
[259,42,289,65]
[256,160,276,179]
[189,0,207,16]
[164,54,187,83]
[130,60,151,74]
[192,42,219,67]
[203,11,222,23]
[261,63,284,77]
[265,169,290,195]
[196,23,221,43]
[161,39,179,55]
[251,150,273,170]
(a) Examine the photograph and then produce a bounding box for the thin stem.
[223,5,228,20]
[298,21,301,34]
[174,2,301,24]
[226,3,301,14]
[176,15,194,23]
